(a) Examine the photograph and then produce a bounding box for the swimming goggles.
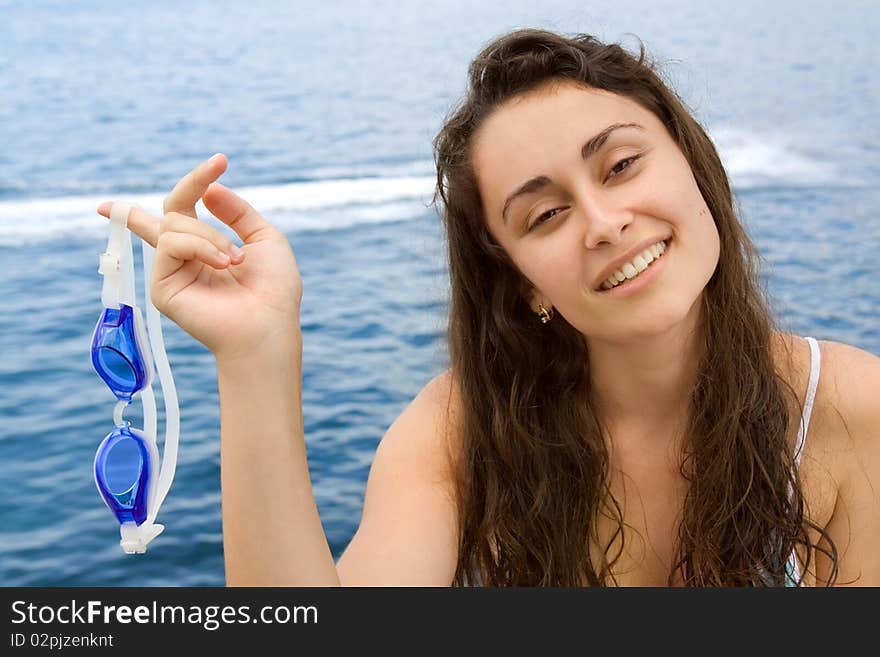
[90,202,180,554]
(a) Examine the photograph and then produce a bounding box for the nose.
[577,193,633,249]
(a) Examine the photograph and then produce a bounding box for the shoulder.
[809,339,880,447]
[376,369,464,483]
[414,368,464,416]
[776,333,880,468]
[399,368,464,441]
[772,333,880,435]
[815,339,880,405]
[804,338,880,584]
[811,339,880,480]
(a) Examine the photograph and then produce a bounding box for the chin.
[589,292,704,343]
[640,290,705,338]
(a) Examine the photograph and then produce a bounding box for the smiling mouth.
[596,238,671,291]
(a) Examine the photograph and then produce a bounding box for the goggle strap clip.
[98,251,122,309]
[100,203,138,309]
[120,521,165,554]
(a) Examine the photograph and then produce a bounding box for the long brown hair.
[433,29,838,586]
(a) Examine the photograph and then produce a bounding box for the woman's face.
[472,81,720,343]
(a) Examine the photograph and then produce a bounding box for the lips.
[592,236,672,291]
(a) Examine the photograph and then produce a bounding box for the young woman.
[98,29,880,586]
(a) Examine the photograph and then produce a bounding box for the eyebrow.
[500,122,645,224]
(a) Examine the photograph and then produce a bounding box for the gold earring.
[537,304,554,324]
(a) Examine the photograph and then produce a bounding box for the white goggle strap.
[100,203,138,309]
[142,237,180,528]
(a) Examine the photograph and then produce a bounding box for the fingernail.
[216,251,230,264]
[228,244,244,259]
[208,153,223,165]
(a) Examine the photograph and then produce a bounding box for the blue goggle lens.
[94,425,152,526]
[91,305,149,402]
[95,346,137,391]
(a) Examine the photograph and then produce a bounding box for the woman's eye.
[528,207,564,231]
[606,155,641,181]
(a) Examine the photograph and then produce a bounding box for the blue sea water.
[0,0,877,586]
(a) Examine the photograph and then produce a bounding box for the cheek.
[694,205,721,269]
[511,238,582,300]
[516,252,559,295]
[644,151,707,217]
[658,169,718,254]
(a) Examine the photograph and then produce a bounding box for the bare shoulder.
[813,339,880,418]
[806,338,880,585]
[772,333,880,454]
[413,368,463,420]
[379,369,464,479]
[814,339,880,479]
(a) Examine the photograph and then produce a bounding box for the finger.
[162,212,246,263]
[202,181,275,243]
[163,153,228,218]
[96,202,161,247]
[154,231,235,281]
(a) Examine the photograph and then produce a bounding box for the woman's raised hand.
[97,154,303,361]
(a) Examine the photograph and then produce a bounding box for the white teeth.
[601,239,669,290]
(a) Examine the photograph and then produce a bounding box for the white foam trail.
[0,176,437,246]
[0,130,843,247]
[233,176,434,212]
[711,127,837,188]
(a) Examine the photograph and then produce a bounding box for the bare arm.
[218,335,341,586]
[219,336,460,586]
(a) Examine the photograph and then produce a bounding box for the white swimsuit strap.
[795,337,821,469]
[787,336,821,586]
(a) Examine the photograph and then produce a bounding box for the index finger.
[202,182,275,243]
[96,202,161,247]
[163,153,228,218]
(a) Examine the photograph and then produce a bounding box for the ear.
[519,275,545,314]
[527,291,546,315]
